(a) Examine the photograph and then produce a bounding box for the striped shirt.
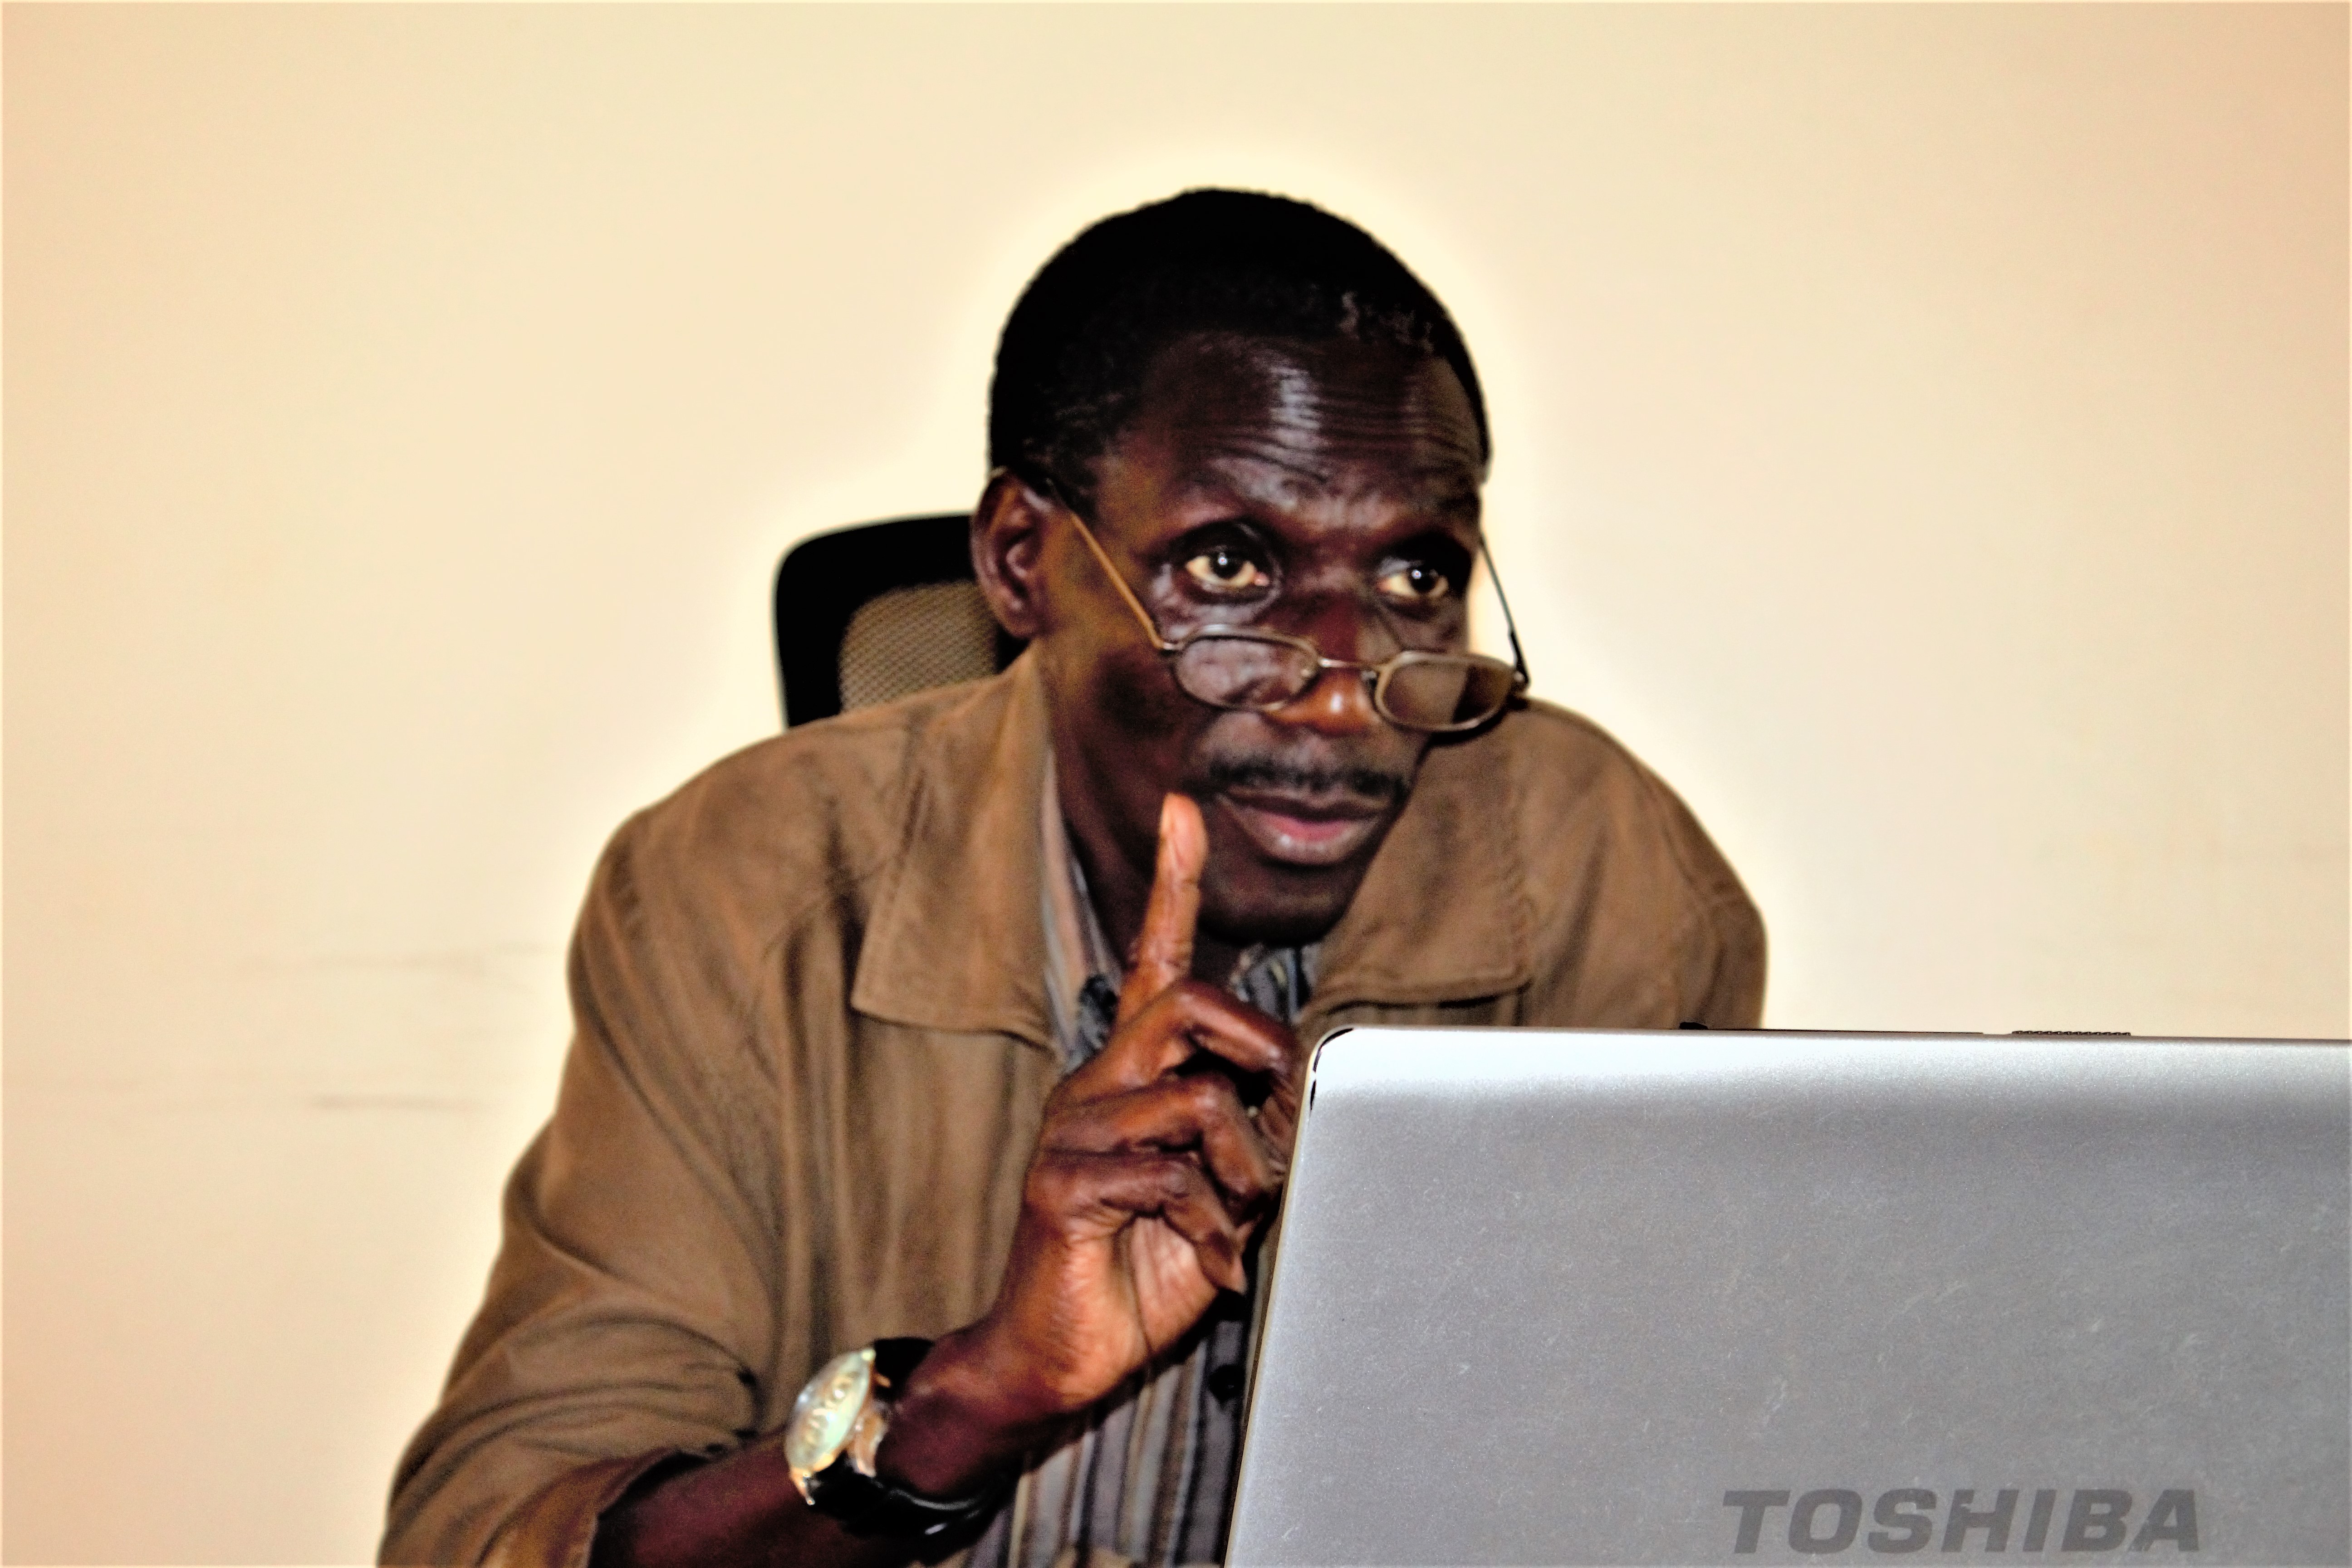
[960,767,1311,1568]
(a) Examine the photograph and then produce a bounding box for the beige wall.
[5,6,2343,1562]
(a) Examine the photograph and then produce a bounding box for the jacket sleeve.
[1648,769,1768,1030]
[382,816,785,1567]
[1686,889,1768,1029]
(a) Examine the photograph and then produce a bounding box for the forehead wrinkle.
[1117,334,1485,518]
[1160,397,1480,505]
[1167,442,1336,507]
[1198,370,1466,460]
[1163,432,1480,518]
[1259,350,1327,449]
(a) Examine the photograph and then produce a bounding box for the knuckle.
[1185,1073,1237,1118]
[1025,1155,1081,1205]
[1221,1139,1269,1183]
[1171,978,1229,1010]
[1153,1157,1196,1200]
[1216,1145,1270,1196]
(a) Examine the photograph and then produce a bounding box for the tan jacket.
[382,656,1764,1567]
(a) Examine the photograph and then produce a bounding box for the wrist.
[873,1324,1060,1499]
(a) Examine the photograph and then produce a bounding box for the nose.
[1266,597,1388,736]
[1271,665,1382,735]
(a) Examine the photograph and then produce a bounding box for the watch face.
[785,1348,874,1477]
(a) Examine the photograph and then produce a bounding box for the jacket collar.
[1309,726,1534,1014]
[850,657,1533,1043]
[851,659,1054,1045]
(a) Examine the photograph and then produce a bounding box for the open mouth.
[1216,786,1392,868]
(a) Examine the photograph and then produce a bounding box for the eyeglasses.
[1049,489,1533,734]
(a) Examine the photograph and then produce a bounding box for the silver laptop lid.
[1228,1029,2350,1567]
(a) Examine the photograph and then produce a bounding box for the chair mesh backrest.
[774,513,1026,727]
[838,581,1003,713]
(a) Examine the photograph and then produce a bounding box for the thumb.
[1116,794,1204,1024]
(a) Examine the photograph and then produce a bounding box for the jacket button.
[1207,1364,1244,1403]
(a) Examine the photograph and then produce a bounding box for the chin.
[1198,866,1364,951]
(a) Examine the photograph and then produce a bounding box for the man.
[384,189,1764,1568]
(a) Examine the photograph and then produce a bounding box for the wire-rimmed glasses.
[1052,493,1532,734]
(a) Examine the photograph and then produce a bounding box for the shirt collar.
[1038,751,1127,1070]
[1038,752,1320,1073]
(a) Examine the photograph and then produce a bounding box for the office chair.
[774,513,1027,728]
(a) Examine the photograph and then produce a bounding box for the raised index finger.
[1116,793,1204,1027]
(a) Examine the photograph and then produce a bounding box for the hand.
[877,793,1303,1494]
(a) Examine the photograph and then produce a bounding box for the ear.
[971,470,1055,641]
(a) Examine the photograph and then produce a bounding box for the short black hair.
[990,189,1490,511]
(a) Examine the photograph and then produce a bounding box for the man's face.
[1035,331,1487,951]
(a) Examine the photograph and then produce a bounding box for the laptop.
[1227,1029,2350,1567]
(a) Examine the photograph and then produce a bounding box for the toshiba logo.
[1723,1490,2200,1554]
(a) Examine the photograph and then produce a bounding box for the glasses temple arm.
[1479,536,1534,692]
[1024,474,1183,655]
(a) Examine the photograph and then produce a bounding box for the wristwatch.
[782,1338,1003,1540]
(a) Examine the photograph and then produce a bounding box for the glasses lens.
[1173,635,1322,710]
[1379,655,1517,730]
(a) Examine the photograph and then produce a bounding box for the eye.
[1375,559,1457,606]
[1181,542,1274,594]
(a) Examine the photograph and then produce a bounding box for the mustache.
[1201,754,1412,805]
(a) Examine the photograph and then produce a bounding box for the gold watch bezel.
[783,1347,877,1500]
